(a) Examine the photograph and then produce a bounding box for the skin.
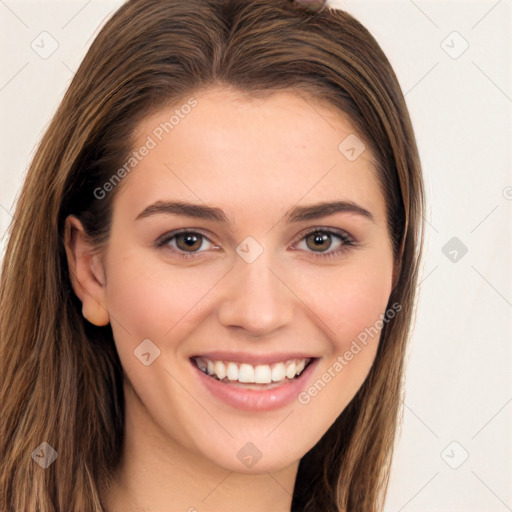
[65,85,396,512]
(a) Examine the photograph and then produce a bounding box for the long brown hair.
[0,1,425,510]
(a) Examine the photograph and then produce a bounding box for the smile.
[192,356,312,385]
[190,354,319,411]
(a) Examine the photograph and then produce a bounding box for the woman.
[0,0,425,510]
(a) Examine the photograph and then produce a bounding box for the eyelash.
[155,227,357,260]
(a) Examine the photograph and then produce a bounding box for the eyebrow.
[135,199,374,224]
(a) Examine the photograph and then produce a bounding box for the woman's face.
[77,86,395,473]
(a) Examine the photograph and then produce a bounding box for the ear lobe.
[64,215,110,326]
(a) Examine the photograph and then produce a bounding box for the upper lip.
[190,351,318,366]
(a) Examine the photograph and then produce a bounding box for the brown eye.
[305,231,332,252]
[156,230,215,258]
[175,233,203,252]
[294,228,356,259]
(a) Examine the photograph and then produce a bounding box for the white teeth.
[194,357,311,384]
[226,362,238,381]
[285,361,297,379]
[296,359,306,374]
[271,363,286,382]
[214,361,226,380]
[254,365,272,384]
[238,364,254,383]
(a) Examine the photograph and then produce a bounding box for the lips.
[189,352,320,411]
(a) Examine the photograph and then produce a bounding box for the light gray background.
[1,1,511,510]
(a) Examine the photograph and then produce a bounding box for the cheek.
[103,247,225,355]
[291,255,393,408]
[331,271,391,347]
[328,281,384,383]
[292,269,391,424]
[295,255,393,347]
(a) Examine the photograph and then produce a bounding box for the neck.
[102,378,299,512]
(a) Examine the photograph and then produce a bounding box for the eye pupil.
[306,231,331,252]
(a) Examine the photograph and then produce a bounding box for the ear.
[64,215,110,326]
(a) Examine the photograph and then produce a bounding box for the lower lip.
[191,359,319,412]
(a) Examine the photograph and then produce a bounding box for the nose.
[216,250,294,337]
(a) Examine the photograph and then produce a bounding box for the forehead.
[114,86,386,225]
